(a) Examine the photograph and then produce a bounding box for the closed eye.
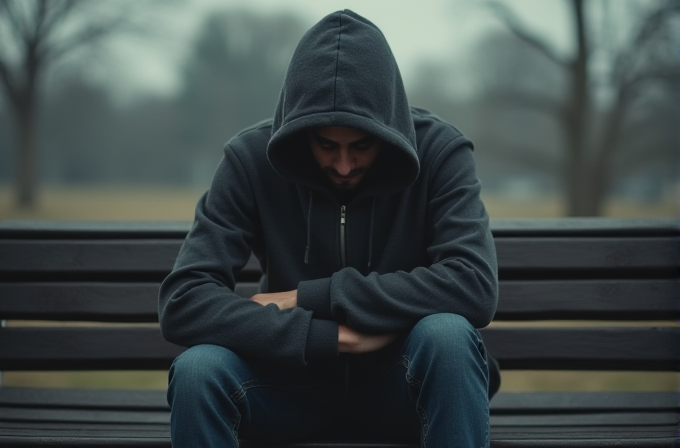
[313,134,338,151]
[351,137,376,151]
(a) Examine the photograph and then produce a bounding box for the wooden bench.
[0,218,677,447]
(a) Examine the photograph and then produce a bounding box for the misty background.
[0,0,678,219]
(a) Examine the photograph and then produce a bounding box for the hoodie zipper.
[340,205,347,268]
[339,205,350,396]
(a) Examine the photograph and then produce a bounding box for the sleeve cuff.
[304,318,338,363]
[297,277,333,319]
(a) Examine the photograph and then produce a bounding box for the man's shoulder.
[409,107,471,157]
[224,119,274,158]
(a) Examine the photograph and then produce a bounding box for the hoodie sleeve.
[297,141,498,332]
[158,145,338,366]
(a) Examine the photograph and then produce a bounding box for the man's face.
[307,126,381,190]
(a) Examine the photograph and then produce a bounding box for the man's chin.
[331,178,361,190]
[328,175,362,190]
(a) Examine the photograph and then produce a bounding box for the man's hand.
[338,324,397,354]
[251,289,298,310]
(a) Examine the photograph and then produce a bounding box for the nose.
[334,148,353,176]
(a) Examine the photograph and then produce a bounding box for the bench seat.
[0,218,678,447]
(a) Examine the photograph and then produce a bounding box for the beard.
[321,167,369,190]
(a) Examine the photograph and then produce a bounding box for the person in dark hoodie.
[159,9,499,448]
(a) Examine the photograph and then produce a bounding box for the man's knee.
[169,344,243,393]
[407,313,482,360]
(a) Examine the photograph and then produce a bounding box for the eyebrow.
[312,134,337,146]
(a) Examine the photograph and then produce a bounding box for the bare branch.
[40,0,78,35]
[482,89,567,120]
[0,0,30,43]
[611,0,680,87]
[484,0,568,68]
[0,59,21,110]
[623,68,680,97]
[42,12,135,63]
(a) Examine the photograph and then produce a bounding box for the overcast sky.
[95,0,574,102]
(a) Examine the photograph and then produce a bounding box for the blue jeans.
[167,313,490,447]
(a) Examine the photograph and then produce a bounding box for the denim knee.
[406,313,485,364]
[168,344,243,401]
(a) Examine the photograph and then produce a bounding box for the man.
[159,9,499,448]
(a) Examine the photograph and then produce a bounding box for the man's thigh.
[170,344,343,442]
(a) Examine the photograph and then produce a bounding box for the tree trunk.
[15,103,37,208]
[564,0,602,216]
[13,29,41,209]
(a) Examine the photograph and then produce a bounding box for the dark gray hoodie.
[159,10,498,368]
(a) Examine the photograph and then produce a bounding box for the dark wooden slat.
[0,282,260,321]
[489,392,679,413]
[0,388,168,411]
[0,427,677,448]
[2,218,676,238]
[0,240,182,278]
[0,241,261,281]
[1,327,678,371]
[1,278,675,321]
[0,407,169,424]
[490,412,679,426]
[0,328,184,370]
[490,217,678,237]
[0,220,192,239]
[3,388,675,415]
[0,435,172,448]
[0,238,676,279]
[495,279,679,320]
[3,406,677,427]
[495,237,678,274]
[0,283,161,322]
[0,419,677,447]
[482,327,680,371]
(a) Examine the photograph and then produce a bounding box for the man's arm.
[251,290,396,353]
[159,148,338,366]
[296,142,498,334]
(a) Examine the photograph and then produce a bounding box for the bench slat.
[1,327,677,371]
[1,388,675,414]
[1,218,676,238]
[0,241,261,281]
[495,237,678,276]
[483,327,680,371]
[1,237,676,280]
[0,283,260,322]
[0,424,677,448]
[3,406,676,427]
[0,407,169,424]
[0,328,183,370]
[494,279,679,320]
[2,279,675,322]
[0,388,168,410]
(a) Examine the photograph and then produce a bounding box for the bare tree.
[486,0,680,216]
[0,0,146,207]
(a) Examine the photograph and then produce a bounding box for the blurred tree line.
[0,0,678,216]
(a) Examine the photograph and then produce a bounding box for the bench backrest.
[0,218,677,373]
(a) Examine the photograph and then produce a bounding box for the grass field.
[1,185,677,392]
[1,185,677,221]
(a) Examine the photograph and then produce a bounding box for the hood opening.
[267,9,420,194]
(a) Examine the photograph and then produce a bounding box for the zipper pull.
[340,205,347,268]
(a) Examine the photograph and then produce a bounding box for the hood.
[267,9,420,195]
